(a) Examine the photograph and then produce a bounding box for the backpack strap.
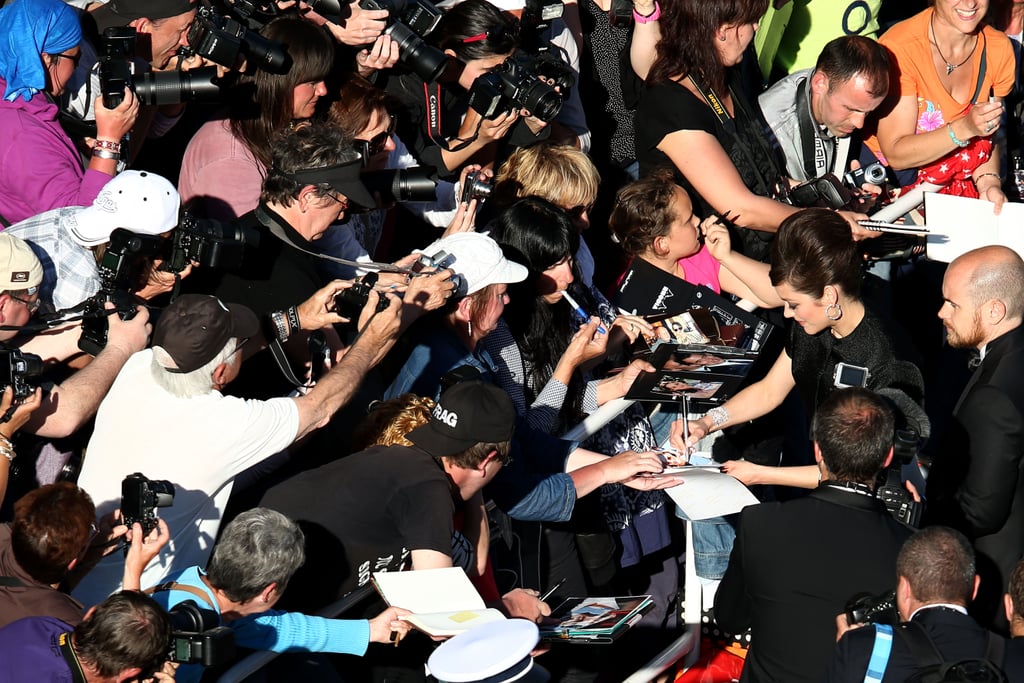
[896,620,946,670]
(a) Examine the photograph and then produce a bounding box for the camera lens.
[517,81,562,122]
[864,164,887,186]
[243,31,291,74]
[133,67,223,107]
[387,22,448,83]
[361,168,438,203]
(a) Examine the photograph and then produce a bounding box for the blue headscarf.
[0,0,82,102]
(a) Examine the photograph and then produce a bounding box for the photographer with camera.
[61,0,202,161]
[0,0,138,226]
[149,508,411,683]
[827,526,1009,683]
[7,170,186,313]
[72,279,403,605]
[382,0,556,179]
[758,37,892,205]
[713,387,914,683]
[0,481,171,628]
[0,590,173,683]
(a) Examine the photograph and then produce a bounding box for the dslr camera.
[165,214,260,274]
[333,272,392,321]
[78,228,163,356]
[0,348,43,401]
[187,1,289,73]
[121,473,175,535]
[460,170,493,204]
[98,27,223,109]
[876,428,924,527]
[167,601,236,666]
[467,53,565,123]
[359,0,448,82]
[845,589,898,626]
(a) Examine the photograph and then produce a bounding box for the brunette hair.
[647,0,767,92]
[769,208,863,299]
[12,483,95,585]
[432,0,518,62]
[229,16,335,168]
[328,75,398,140]
[815,35,890,99]
[608,168,684,256]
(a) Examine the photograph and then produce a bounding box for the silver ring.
[986,121,995,133]
[629,323,635,332]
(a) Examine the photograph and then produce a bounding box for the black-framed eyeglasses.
[355,114,396,165]
[323,191,349,210]
[53,51,82,67]
[9,294,40,314]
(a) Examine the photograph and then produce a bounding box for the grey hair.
[205,508,306,604]
[150,338,238,398]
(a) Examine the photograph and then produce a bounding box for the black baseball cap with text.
[408,381,515,457]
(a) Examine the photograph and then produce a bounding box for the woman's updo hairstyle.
[433,0,519,62]
[769,208,863,299]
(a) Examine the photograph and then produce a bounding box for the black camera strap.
[686,74,787,201]
[794,77,850,180]
[423,82,480,153]
[254,205,411,275]
[57,631,88,683]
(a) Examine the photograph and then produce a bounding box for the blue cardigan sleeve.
[230,610,371,656]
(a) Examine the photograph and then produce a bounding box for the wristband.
[0,434,15,463]
[706,406,729,429]
[948,122,970,148]
[94,139,122,153]
[286,305,301,334]
[92,148,120,160]
[632,1,660,23]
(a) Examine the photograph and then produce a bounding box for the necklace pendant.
[946,63,955,76]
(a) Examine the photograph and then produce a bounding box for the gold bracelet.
[974,172,1001,186]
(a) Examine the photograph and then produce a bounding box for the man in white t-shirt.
[73,288,402,605]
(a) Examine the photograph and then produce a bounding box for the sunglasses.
[356,114,396,166]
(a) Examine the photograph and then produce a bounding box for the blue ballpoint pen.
[560,290,606,334]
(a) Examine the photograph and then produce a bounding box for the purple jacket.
[0,76,110,225]
[0,616,75,682]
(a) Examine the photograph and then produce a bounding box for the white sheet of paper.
[926,193,1024,262]
[662,467,759,520]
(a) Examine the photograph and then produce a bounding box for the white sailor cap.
[427,619,550,683]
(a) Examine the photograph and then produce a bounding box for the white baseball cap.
[65,171,180,247]
[417,232,527,297]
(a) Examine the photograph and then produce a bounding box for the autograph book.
[371,567,505,637]
[540,596,654,644]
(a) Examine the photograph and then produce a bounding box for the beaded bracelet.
[94,139,122,153]
[948,122,970,148]
[632,1,660,23]
[92,148,120,161]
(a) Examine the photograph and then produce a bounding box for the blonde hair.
[493,143,600,210]
[352,394,436,451]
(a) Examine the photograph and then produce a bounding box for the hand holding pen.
[701,213,737,262]
[561,290,607,334]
